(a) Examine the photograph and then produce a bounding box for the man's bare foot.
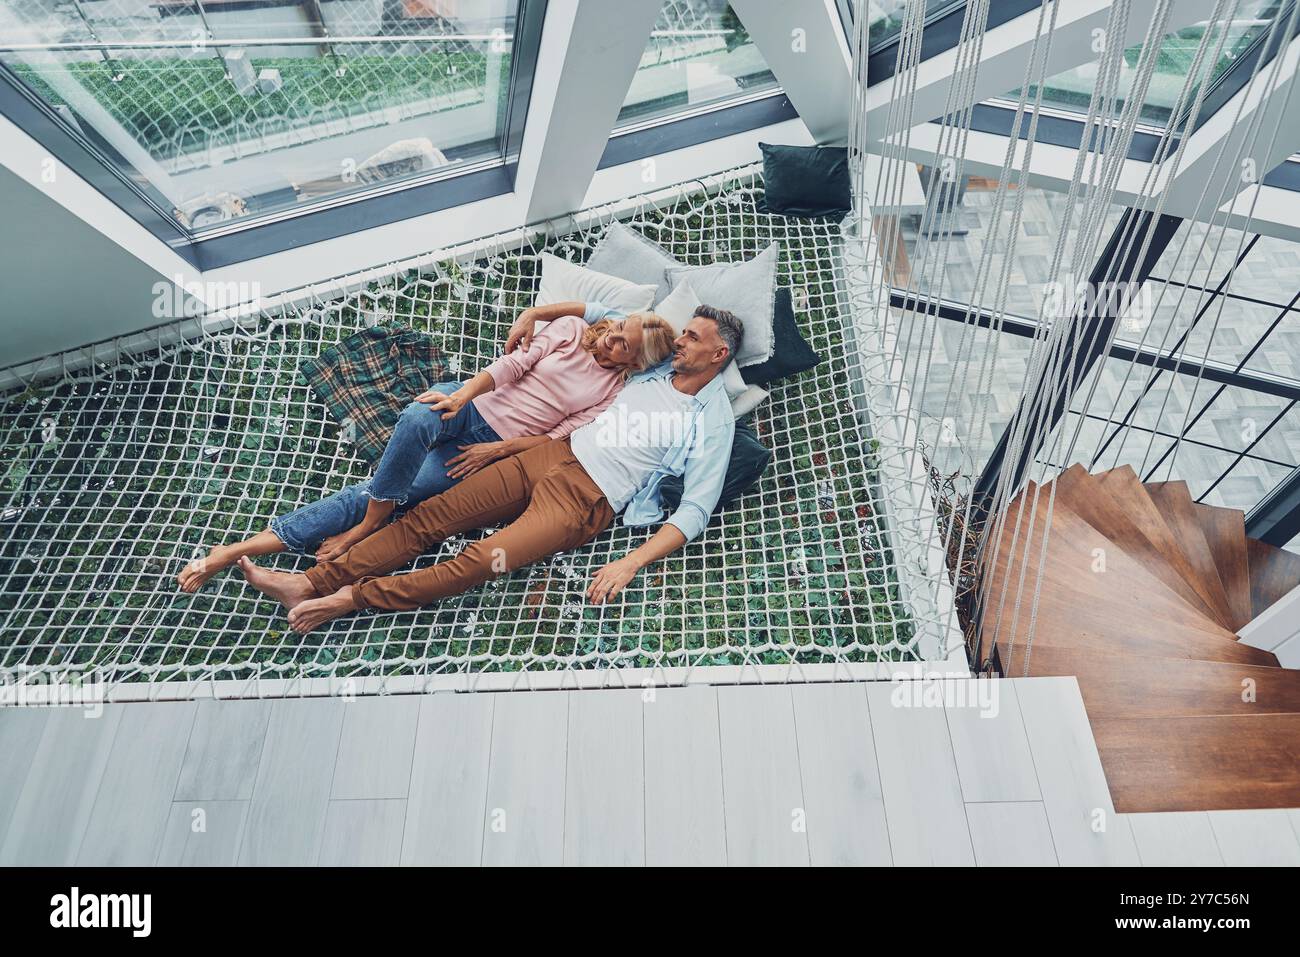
[238,556,317,610]
[287,586,357,635]
[315,525,375,562]
[178,544,238,593]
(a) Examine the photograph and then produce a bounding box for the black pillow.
[740,288,822,385]
[659,423,771,515]
[757,143,851,218]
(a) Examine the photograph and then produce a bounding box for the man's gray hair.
[694,304,744,368]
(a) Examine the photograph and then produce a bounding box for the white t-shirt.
[570,375,695,513]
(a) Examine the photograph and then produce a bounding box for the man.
[240,300,743,634]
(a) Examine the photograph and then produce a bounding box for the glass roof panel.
[862,0,965,50]
[616,0,778,129]
[0,0,532,232]
[1005,0,1282,130]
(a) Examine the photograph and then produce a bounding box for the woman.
[178,301,675,592]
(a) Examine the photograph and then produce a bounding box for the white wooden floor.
[1,677,1298,866]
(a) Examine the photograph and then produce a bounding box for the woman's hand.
[505,307,544,353]
[586,556,642,605]
[445,441,507,479]
[415,388,467,420]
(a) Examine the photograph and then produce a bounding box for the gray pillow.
[663,243,779,368]
[586,222,681,302]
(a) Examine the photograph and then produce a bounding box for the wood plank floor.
[1,678,1293,866]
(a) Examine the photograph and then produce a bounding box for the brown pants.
[304,437,614,611]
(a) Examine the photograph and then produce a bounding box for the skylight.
[1005,0,1281,130]
[0,0,543,233]
[615,0,778,130]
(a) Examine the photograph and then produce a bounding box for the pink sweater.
[472,315,622,441]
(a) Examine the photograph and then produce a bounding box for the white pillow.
[652,280,758,416]
[730,385,769,419]
[721,359,748,405]
[651,279,700,335]
[536,252,656,314]
[663,243,780,368]
[587,222,681,302]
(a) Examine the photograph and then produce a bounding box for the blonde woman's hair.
[629,312,676,373]
[582,313,677,377]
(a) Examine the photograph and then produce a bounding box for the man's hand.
[588,525,686,606]
[415,388,466,420]
[445,442,505,479]
[587,555,642,605]
[504,306,545,353]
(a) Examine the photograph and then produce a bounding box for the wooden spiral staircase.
[979,464,1300,812]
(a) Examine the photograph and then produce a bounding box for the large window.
[0,0,542,234]
[616,0,778,129]
[858,0,964,50]
[1004,0,1281,130]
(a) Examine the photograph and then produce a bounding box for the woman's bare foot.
[177,530,286,594]
[178,544,238,593]
[315,525,375,563]
[238,556,317,610]
[316,498,396,562]
[287,586,357,635]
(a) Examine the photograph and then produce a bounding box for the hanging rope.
[842,0,1281,675]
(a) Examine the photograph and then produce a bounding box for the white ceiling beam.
[728,0,853,144]
[1214,183,1300,244]
[517,0,663,224]
[893,119,1300,245]
[863,0,1218,140]
[726,0,926,206]
[889,121,1158,204]
[1160,31,1300,222]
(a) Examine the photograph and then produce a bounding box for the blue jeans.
[271,384,502,554]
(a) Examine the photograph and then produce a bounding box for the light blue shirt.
[567,301,735,542]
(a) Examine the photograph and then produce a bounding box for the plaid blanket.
[300,324,450,466]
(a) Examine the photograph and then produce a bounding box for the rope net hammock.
[0,169,926,691]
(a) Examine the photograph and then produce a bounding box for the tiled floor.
[894,185,1300,522]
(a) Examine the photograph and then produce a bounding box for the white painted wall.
[0,111,204,370]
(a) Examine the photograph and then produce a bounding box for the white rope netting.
[0,171,924,690]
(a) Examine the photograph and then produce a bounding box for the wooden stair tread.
[980,482,1276,672]
[1090,465,1227,626]
[1143,481,1236,629]
[1025,647,1293,718]
[1191,501,1252,631]
[980,470,1298,815]
[1246,537,1300,620]
[1091,713,1300,812]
